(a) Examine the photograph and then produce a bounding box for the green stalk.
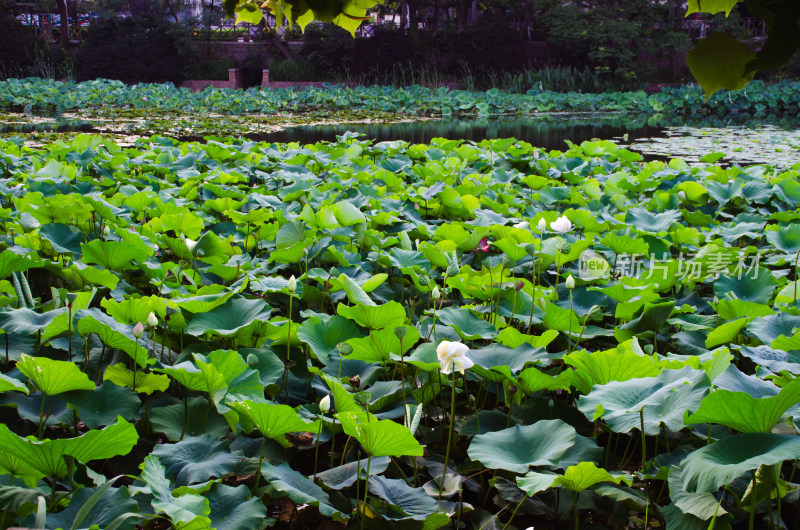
[640,408,649,530]
[253,437,266,496]
[360,455,372,530]
[572,490,579,530]
[567,289,574,354]
[285,293,293,404]
[313,421,323,480]
[132,337,139,392]
[502,496,526,530]
[749,469,756,530]
[438,371,457,500]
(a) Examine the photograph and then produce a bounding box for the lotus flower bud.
[536,218,547,233]
[287,275,297,292]
[147,312,158,328]
[565,274,576,289]
[319,394,331,413]
[103,225,111,238]
[185,238,197,251]
[431,286,441,300]
[133,321,144,339]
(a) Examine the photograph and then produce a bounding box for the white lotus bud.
[147,312,158,328]
[287,275,297,292]
[103,225,111,238]
[565,274,576,289]
[319,394,331,413]
[431,286,441,300]
[185,238,197,251]
[536,218,547,233]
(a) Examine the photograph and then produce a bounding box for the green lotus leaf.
[685,378,800,433]
[44,482,139,530]
[0,417,137,479]
[346,325,419,364]
[705,317,748,348]
[206,484,268,530]
[517,462,632,495]
[337,301,406,329]
[63,380,141,429]
[469,344,550,382]
[260,461,349,521]
[579,367,710,435]
[0,308,64,336]
[713,269,778,305]
[435,306,497,340]
[138,455,211,529]
[16,354,95,395]
[667,465,728,522]
[0,373,28,395]
[75,308,149,368]
[39,223,85,256]
[336,411,423,457]
[81,239,148,270]
[315,457,391,490]
[297,315,362,364]
[467,419,577,473]
[160,212,205,240]
[185,296,272,337]
[367,475,439,520]
[625,207,681,233]
[680,433,800,493]
[228,400,319,440]
[103,363,170,395]
[151,435,241,487]
[614,301,675,343]
[149,396,231,442]
[563,340,661,395]
[336,273,376,306]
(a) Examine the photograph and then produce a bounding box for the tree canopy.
[223,0,798,97]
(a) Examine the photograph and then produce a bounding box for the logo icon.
[578,249,610,280]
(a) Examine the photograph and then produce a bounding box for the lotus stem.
[749,469,756,530]
[567,289,574,354]
[439,370,457,500]
[794,250,799,302]
[253,437,266,497]
[502,496,526,530]
[313,421,323,480]
[361,455,372,529]
[572,490,579,530]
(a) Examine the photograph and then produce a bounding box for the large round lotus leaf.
[151,435,241,487]
[517,461,632,495]
[63,380,141,429]
[680,433,800,493]
[467,419,577,473]
[206,484,268,530]
[16,354,95,395]
[185,296,272,337]
[685,378,800,433]
[297,315,361,364]
[578,367,709,435]
[367,475,439,520]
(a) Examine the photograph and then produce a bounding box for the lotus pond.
[2,129,800,530]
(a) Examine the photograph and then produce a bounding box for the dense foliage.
[3,78,800,118]
[0,130,800,529]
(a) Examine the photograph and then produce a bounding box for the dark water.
[0,118,97,135]
[248,115,662,150]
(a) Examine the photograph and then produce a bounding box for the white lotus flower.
[288,275,297,293]
[550,216,572,233]
[431,286,441,300]
[565,274,576,289]
[514,221,529,230]
[436,340,473,375]
[536,218,547,233]
[147,312,158,328]
[185,238,197,251]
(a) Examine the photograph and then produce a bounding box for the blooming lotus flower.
[133,321,144,339]
[550,216,572,233]
[477,238,490,252]
[147,312,158,328]
[436,341,473,375]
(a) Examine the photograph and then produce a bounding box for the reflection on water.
[0,118,97,135]
[246,114,800,153]
[250,115,659,150]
